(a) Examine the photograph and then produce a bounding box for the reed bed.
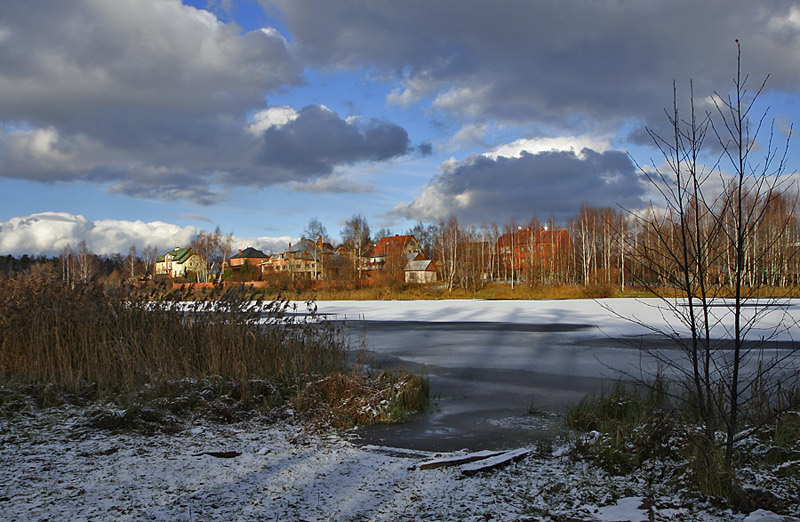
[0,266,427,429]
[0,265,345,397]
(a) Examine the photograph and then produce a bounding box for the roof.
[156,247,194,264]
[406,259,436,272]
[230,247,269,259]
[369,235,417,258]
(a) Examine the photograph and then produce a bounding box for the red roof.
[369,235,416,258]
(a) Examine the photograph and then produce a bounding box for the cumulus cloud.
[271,0,800,135]
[0,1,414,202]
[0,212,294,257]
[391,148,648,224]
[486,135,612,160]
[247,106,300,136]
[252,105,410,179]
[0,213,198,256]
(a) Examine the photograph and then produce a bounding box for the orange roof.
[369,234,415,258]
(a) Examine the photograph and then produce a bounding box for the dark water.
[339,320,627,452]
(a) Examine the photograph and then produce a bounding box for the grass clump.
[566,381,678,475]
[293,371,429,429]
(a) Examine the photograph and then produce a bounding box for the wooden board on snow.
[415,450,504,470]
[460,448,530,476]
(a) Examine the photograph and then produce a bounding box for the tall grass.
[0,265,345,398]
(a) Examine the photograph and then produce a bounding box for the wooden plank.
[460,448,530,476]
[415,450,504,470]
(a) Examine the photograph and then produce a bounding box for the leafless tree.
[75,241,97,284]
[125,246,138,280]
[340,214,371,279]
[625,42,799,473]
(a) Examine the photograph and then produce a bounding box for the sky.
[2,0,800,256]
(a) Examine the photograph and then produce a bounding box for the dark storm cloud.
[253,105,410,178]
[391,149,647,224]
[268,0,800,133]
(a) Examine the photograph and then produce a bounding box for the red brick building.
[496,226,571,273]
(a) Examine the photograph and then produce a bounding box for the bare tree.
[626,42,799,475]
[125,246,138,280]
[142,245,158,279]
[59,244,74,288]
[340,214,371,279]
[191,226,233,282]
[75,241,97,284]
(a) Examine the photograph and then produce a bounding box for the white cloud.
[0,212,298,257]
[0,212,199,256]
[386,73,435,107]
[247,106,300,136]
[485,135,612,160]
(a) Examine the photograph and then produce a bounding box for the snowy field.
[3,298,799,521]
[1,407,790,522]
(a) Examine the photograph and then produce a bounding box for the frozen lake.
[310,298,800,451]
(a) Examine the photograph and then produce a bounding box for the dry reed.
[0,265,346,399]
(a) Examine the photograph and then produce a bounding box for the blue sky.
[1,0,800,256]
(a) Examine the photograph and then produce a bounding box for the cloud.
[0,1,413,201]
[251,104,410,179]
[247,106,300,136]
[288,173,374,193]
[486,135,612,160]
[176,213,214,223]
[442,123,490,152]
[230,236,296,255]
[391,148,648,224]
[0,212,295,257]
[0,212,198,256]
[270,0,800,135]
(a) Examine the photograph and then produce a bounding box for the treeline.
[0,241,143,285]
[327,193,800,292]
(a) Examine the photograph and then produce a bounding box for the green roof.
[157,247,194,264]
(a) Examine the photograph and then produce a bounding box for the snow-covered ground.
[1,406,787,522]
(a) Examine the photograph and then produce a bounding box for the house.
[155,247,208,280]
[228,247,270,268]
[496,226,571,273]
[261,237,334,280]
[367,235,423,272]
[227,247,269,279]
[404,259,438,283]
